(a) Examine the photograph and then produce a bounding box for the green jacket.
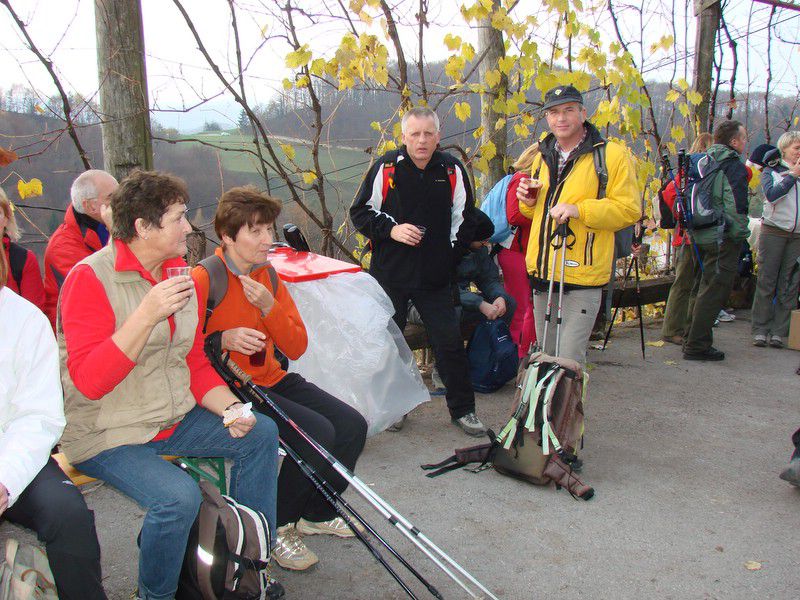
[693,144,750,246]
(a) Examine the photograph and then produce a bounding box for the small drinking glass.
[166,266,191,279]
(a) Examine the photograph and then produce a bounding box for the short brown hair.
[111,170,189,242]
[214,186,282,244]
[713,120,744,147]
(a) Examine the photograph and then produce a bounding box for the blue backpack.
[467,319,518,393]
[479,174,515,245]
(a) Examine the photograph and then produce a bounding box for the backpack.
[198,255,288,369]
[478,174,515,245]
[176,480,273,600]
[0,538,58,600]
[656,181,678,229]
[492,352,594,499]
[466,319,518,393]
[685,153,725,230]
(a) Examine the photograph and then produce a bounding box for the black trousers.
[383,284,476,419]
[4,457,106,600]
[257,373,368,527]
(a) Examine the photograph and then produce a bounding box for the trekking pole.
[215,356,441,599]
[540,222,562,354]
[205,334,499,600]
[661,152,703,274]
[554,221,570,357]
[633,242,646,359]
[601,255,634,352]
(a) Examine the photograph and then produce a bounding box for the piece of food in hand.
[223,401,254,427]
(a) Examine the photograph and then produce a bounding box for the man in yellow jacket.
[517,85,640,365]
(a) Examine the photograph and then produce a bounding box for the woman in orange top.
[193,186,367,573]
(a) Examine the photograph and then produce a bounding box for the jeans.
[4,458,106,600]
[260,373,367,526]
[384,284,476,419]
[684,239,739,354]
[76,405,279,600]
[751,228,800,338]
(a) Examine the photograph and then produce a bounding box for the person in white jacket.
[0,254,106,599]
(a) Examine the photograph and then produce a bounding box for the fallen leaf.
[589,343,604,350]
[715,545,724,552]
[646,340,665,347]
[744,561,762,571]
[664,360,677,366]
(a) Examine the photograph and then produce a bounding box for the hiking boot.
[717,309,735,322]
[266,576,286,599]
[683,347,725,361]
[753,334,767,347]
[272,524,318,570]
[661,334,683,345]
[769,335,784,349]
[296,516,363,538]
[779,457,800,487]
[452,412,487,437]
[387,414,407,432]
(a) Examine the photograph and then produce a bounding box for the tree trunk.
[477,0,507,199]
[95,0,153,180]
[691,0,721,134]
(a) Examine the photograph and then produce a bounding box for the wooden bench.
[52,453,228,494]
[402,320,479,352]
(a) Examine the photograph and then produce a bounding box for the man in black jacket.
[350,107,485,436]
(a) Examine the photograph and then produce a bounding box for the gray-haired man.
[350,107,485,436]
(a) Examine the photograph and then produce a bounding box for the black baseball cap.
[541,85,583,111]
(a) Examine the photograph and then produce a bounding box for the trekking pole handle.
[555,220,570,238]
[220,350,254,385]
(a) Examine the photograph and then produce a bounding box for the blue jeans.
[77,405,279,600]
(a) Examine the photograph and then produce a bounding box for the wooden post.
[477,0,507,198]
[691,0,721,134]
[95,0,153,181]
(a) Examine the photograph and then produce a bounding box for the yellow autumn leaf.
[443,34,462,51]
[370,121,382,132]
[454,102,471,122]
[686,89,703,105]
[645,340,665,347]
[301,171,317,185]
[678,102,690,118]
[17,178,43,200]
[676,78,689,91]
[744,561,762,571]
[665,89,680,103]
[670,126,686,142]
[484,69,502,89]
[280,144,296,161]
[285,45,313,69]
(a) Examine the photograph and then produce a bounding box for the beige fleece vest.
[58,244,198,464]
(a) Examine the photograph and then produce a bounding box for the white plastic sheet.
[285,272,428,436]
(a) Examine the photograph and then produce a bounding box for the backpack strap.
[198,255,229,334]
[199,255,281,334]
[592,142,608,199]
[196,501,219,600]
[8,241,27,291]
[446,164,457,205]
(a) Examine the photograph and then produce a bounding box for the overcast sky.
[0,0,797,131]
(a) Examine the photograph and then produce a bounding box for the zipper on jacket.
[536,171,570,280]
[584,232,595,266]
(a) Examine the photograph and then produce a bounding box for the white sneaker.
[272,524,318,570]
[717,309,735,322]
[452,412,487,437]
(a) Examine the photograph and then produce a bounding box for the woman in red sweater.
[193,186,367,573]
[1,187,45,312]
[496,144,539,357]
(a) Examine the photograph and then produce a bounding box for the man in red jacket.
[43,170,117,328]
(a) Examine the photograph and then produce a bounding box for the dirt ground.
[3,311,799,599]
